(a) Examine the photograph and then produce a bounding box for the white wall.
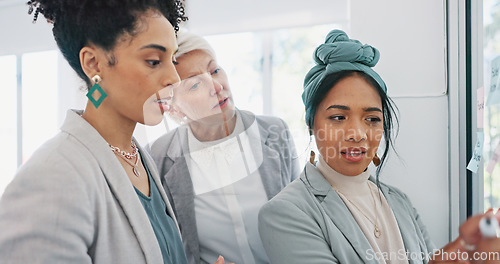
[0,3,56,56]
[186,0,349,35]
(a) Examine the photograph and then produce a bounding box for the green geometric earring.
[86,75,107,108]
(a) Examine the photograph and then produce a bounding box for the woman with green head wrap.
[258,29,438,264]
[258,29,500,264]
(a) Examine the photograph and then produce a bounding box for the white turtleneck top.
[316,156,408,264]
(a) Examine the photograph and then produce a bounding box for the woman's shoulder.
[148,126,185,158]
[375,180,417,212]
[261,177,316,213]
[255,114,284,123]
[254,114,287,128]
[23,131,95,167]
[236,109,286,128]
[377,180,410,199]
[1,131,103,214]
[13,131,105,190]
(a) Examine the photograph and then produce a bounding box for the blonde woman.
[148,31,300,264]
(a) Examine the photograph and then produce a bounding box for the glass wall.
[483,0,500,211]
[0,55,17,194]
[0,50,58,196]
[21,50,59,163]
[205,32,264,115]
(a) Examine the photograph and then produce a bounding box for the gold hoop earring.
[373,153,381,167]
[310,150,316,164]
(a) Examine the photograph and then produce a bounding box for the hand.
[430,210,500,264]
[214,255,235,264]
[459,210,500,264]
[429,236,471,263]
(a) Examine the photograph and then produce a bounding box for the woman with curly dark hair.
[0,1,226,263]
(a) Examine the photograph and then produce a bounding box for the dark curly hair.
[27,0,187,88]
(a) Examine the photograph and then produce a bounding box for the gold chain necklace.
[332,182,382,238]
[109,141,140,177]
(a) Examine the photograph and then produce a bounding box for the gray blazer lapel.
[380,184,424,264]
[240,110,282,199]
[302,163,377,264]
[161,127,200,264]
[258,145,281,199]
[163,127,195,229]
[99,150,164,264]
[61,110,163,263]
[164,158,198,241]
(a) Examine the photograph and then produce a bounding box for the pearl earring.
[180,116,188,125]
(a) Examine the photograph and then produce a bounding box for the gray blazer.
[258,162,435,264]
[0,110,181,264]
[148,110,300,264]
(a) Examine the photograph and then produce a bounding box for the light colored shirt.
[317,155,408,264]
[186,111,270,264]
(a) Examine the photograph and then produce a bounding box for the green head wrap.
[302,29,387,128]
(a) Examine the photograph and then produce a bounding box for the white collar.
[316,155,371,196]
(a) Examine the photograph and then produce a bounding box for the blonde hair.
[175,29,216,59]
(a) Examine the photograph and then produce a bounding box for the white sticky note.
[478,86,484,128]
[487,56,500,106]
[487,142,500,174]
[467,132,484,173]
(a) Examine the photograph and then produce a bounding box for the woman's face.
[313,75,384,176]
[96,11,179,126]
[172,49,235,125]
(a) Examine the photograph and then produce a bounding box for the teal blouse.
[135,154,188,264]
